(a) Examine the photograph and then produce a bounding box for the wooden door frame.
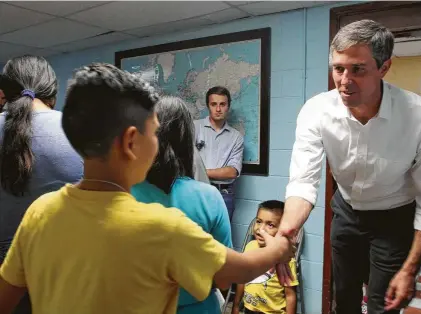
[322,2,421,313]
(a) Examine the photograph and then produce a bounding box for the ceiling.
[394,30,421,57]
[0,1,332,63]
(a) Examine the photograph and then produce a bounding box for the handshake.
[258,228,298,285]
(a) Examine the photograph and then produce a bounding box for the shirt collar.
[204,116,230,132]
[377,81,392,120]
[336,80,392,121]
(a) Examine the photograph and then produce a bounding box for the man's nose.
[341,69,353,86]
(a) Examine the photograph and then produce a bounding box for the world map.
[121,39,262,164]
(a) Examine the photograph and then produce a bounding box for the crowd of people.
[0,18,420,314]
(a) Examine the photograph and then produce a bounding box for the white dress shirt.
[285,81,421,230]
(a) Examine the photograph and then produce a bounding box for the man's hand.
[279,197,313,238]
[231,306,240,314]
[260,229,294,264]
[385,269,415,310]
[276,263,294,286]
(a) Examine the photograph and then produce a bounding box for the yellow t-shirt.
[243,240,298,314]
[0,184,226,314]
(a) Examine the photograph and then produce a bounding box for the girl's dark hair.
[0,55,58,196]
[147,96,194,194]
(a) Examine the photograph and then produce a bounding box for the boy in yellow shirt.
[232,200,298,314]
[0,63,294,314]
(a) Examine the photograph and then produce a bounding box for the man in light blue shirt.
[194,86,244,220]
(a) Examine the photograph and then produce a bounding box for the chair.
[221,218,305,314]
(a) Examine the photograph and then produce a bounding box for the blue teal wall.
[46,3,351,312]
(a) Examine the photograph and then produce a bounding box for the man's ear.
[379,59,392,78]
[121,126,138,160]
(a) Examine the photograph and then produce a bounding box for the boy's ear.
[121,126,138,160]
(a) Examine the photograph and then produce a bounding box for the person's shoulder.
[288,257,297,267]
[133,199,187,228]
[194,118,206,127]
[227,124,243,138]
[21,188,67,223]
[298,89,339,124]
[303,89,338,110]
[387,82,421,108]
[34,109,62,120]
[173,177,219,198]
[245,240,259,251]
[131,180,169,206]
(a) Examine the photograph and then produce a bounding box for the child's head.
[147,96,195,194]
[253,200,285,247]
[62,63,160,187]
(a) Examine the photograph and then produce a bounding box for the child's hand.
[260,229,294,263]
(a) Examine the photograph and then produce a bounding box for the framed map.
[115,28,270,176]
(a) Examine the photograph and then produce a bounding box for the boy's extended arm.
[0,275,26,314]
[285,286,297,314]
[214,230,293,290]
[231,284,244,314]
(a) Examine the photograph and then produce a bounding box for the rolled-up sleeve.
[285,99,325,205]
[410,148,421,230]
[226,134,244,176]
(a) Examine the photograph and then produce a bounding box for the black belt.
[211,183,232,190]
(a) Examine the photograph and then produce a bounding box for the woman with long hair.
[132,96,232,314]
[0,55,83,313]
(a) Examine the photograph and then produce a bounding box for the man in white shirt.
[279,19,421,313]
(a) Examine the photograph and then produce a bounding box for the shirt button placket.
[352,126,368,204]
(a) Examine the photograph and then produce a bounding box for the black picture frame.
[115,27,271,176]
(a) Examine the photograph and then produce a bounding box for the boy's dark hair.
[206,86,231,108]
[147,96,194,194]
[62,63,159,159]
[0,55,58,196]
[258,200,285,215]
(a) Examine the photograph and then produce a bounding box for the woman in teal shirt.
[132,96,232,314]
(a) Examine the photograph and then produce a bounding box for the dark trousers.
[214,184,235,221]
[331,191,415,314]
[13,293,31,314]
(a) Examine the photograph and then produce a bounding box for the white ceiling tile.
[239,1,306,15]
[68,1,230,31]
[226,1,262,6]
[0,42,37,63]
[204,8,249,23]
[394,41,421,57]
[125,17,214,38]
[32,48,63,58]
[5,1,110,16]
[0,18,108,48]
[0,2,55,34]
[50,32,136,52]
[301,1,336,8]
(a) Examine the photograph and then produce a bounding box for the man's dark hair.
[0,55,58,196]
[147,96,194,194]
[62,63,159,159]
[206,86,231,108]
[258,200,285,215]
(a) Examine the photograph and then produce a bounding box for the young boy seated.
[0,63,294,314]
[232,200,299,314]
